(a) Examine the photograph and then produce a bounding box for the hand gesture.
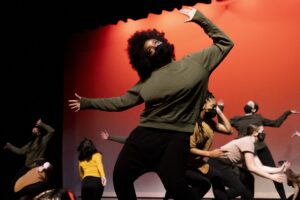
[101,177,107,186]
[68,93,82,112]
[100,130,109,140]
[179,7,197,23]
[281,161,291,172]
[209,149,226,158]
[3,142,10,150]
[270,173,286,183]
[291,131,300,138]
[291,110,300,114]
[36,118,42,126]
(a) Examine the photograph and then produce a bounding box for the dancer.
[209,124,290,200]
[4,118,55,188]
[100,91,232,199]
[69,6,234,199]
[229,100,298,199]
[77,138,107,200]
[4,118,55,168]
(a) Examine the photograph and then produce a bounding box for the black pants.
[81,176,104,200]
[209,158,252,200]
[163,168,212,200]
[243,146,286,200]
[113,126,195,200]
[239,167,255,200]
[185,167,227,200]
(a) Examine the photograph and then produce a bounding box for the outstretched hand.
[179,7,197,23]
[271,173,287,183]
[291,110,300,114]
[68,93,82,112]
[100,130,109,140]
[36,118,42,126]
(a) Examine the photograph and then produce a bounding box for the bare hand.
[271,173,286,183]
[101,177,107,186]
[179,7,197,23]
[100,130,109,140]
[291,110,300,114]
[36,118,42,126]
[209,149,227,158]
[3,142,10,150]
[281,161,291,172]
[68,93,82,112]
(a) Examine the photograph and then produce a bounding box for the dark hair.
[244,101,259,113]
[205,90,215,102]
[77,138,99,161]
[246,124,258,136]
[127,29,175,81]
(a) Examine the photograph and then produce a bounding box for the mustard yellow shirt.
[189,121,214,174]
[78,153,105,179]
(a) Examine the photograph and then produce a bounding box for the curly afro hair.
[127,29,175,81]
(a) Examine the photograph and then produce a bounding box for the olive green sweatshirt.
[7,122,55,167]
[80,10,234,133]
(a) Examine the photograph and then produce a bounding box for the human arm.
[78,163,83,180]
[69,82,144,112]
[179,7,234,73]
[190,148,226,158]
[254,156,290,174]
[95,153,107,186]
[4,142,30,155]
[214,101,233,135]
[262,110,295,127]
[99,130,127,144]
[37,119,55,142]
[244,153,286,183]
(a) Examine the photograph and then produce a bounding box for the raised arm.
[214,101,233,135]
[37,119,55,142]
[179,7,234,73]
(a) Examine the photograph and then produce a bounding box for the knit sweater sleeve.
[80,82,143,111]
[39,122,55,143]
[6,142,30,155]
[188,10,234,74]
[108,135,127,144]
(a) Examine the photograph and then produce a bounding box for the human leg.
[257,146,287,200]
[205,166,228,200]
[81,176,103,200]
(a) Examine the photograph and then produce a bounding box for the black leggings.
[113,126,195,200]
[209,158,252,200]
[81,176,104,200]
[186,166,227,200]
[243,146,286,200]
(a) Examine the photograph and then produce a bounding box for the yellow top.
[189,121,214,174]
[78,153,106,179]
